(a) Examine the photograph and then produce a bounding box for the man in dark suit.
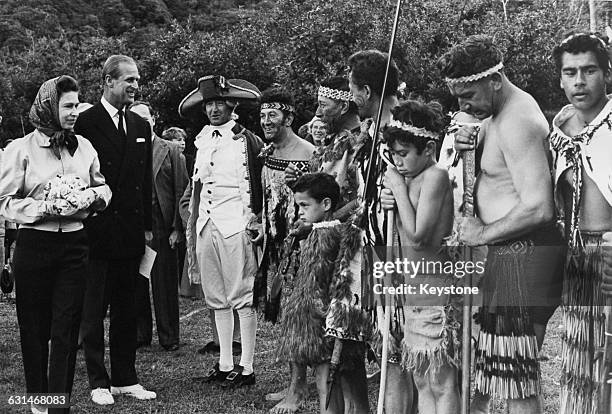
[75,55,156,406]
[129,101,188,351]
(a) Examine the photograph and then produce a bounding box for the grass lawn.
[0,295,562,413]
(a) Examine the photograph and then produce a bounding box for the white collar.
[195,120,238,148]
[553,98,612,138]
[199,120,236,140]
[101,96,123,119]
[312,220,341,229]
[208,120,236,131]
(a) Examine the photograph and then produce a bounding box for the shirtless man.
[440,35,560,414]
[549,32,612,414]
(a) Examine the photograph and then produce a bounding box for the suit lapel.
[92,103,124,152]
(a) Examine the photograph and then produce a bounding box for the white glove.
[39,200,55,216]
[64,188,97,210]
[76,188,97,210]
[52,199,80,216]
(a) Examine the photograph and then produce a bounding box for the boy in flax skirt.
[380,99,461,414]
[276,172,370,414]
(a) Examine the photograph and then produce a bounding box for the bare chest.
[479,130,507,177]
[560,169,612,230]
[408,183,421,210]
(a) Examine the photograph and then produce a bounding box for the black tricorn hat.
[178,75,261,119]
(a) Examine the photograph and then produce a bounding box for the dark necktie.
[117,109,127,139]
[212,130,221,139]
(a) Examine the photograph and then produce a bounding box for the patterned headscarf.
[29,76,78,159]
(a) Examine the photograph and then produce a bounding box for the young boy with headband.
[380,99,460,414]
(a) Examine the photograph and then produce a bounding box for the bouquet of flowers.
[43,174,94,215]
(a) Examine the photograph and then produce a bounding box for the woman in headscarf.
[0,76,111,414]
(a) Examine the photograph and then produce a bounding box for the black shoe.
[197,341,220,355]
[202,362,232,383]
[163,344,179,352]
[197,341,242,355]
[220,365,256,388]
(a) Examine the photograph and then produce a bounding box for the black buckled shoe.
[220,365,256,388]
[197,341,242,355]
[202,362,232,383]
[197,341,220,355]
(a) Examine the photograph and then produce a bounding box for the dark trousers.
[14,229,88,414]
[136,207,179,347]
[80,257,139,389]
[135,274,152,345]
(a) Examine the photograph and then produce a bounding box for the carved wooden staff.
[325,338,343,409]
[460,127,478,414]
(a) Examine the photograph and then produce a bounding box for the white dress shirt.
[101,96,127,134]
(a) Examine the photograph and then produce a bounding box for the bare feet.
[470,392,490,414]
[265,387,288,402]
[269,387,307,414]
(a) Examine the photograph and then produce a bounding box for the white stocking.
[214,308,234,371]
[236,306,257,375]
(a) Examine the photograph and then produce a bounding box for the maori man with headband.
[315,77,360,145]
[257,86,315,322]
[256,87,316,414]
[285,77,364,241]
[303,76,362,217]
[312,77,361,201]
[441,35,563,414]
[550,33,612,414]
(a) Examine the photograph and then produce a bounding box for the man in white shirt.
[179,75,264,388]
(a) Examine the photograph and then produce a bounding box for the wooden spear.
[357,1,402,411]
[377,211,394,414]
[600,233,612,413]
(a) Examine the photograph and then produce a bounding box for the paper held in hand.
[139,245,157,279]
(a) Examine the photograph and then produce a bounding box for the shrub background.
[0,0,596,144]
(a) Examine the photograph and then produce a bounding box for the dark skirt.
[474,223,564,399]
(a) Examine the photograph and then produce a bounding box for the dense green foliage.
[0,0,262,48]
[0,0,595,142]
